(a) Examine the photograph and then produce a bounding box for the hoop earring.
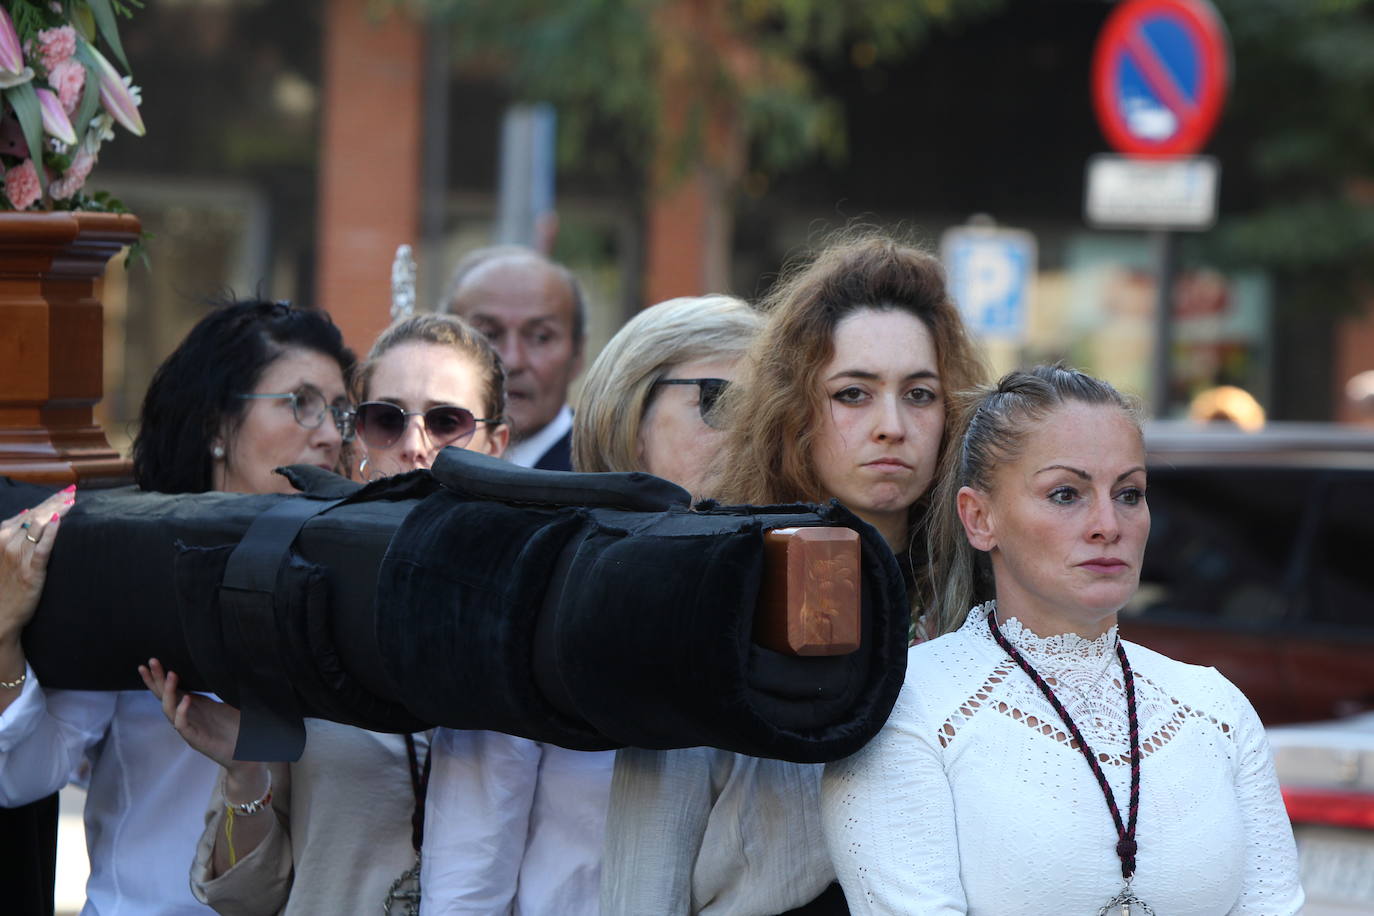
[358,457,368,478]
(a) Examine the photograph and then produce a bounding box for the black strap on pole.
[220,496,344,762]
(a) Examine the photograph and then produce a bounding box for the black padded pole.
[13,449,909,763]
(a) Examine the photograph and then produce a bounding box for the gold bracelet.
[0,670,26,690]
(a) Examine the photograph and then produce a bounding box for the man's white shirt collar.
[505,405,573,468]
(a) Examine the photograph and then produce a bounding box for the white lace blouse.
[821,603,1304,915]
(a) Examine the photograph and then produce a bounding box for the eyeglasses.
[354,401,498,450]
[236,384,355,442]
[652,378,731,429]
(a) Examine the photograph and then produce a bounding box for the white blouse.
[420,728,614,915]
[0,671,218,915]
[822,604,1304,915]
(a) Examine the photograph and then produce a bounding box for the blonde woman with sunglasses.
[350,315,509,478]
[572,294,759,499]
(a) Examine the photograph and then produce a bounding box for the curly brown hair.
[715,232,987,603]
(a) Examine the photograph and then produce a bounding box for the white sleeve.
[419,728,542,916]
[1218,676,1305,916]
[0,671,116,805]
[518,745,613,916]
[821,680,967,915]
[599,747,715,916]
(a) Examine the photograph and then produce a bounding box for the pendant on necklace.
[1097,884,1155,916]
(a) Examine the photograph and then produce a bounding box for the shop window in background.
[1029,234,1271,415]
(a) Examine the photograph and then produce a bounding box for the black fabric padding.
[16,467,909,764]
[377,490,909,763]
[175,543,241,704]
[175,541,428,744]
[25,487,285,690]
[274,464,363,499]
[431,446,691,512]
[376,490,613,749]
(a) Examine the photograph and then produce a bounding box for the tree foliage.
[396,0,1374,316]
[1206,0,1374,314]
[396,0,1003,178]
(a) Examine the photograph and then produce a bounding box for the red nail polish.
[64,499,74,505]
[50,513,60,522]
[61,484,76,493]
[18,508,26,515]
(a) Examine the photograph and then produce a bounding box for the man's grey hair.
[438,245,587,347]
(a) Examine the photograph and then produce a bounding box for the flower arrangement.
[0,1,144,212]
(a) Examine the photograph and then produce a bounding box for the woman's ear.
[956,485,997,552]
[483,423,511,459]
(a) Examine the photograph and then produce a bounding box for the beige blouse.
[189,719,428,916]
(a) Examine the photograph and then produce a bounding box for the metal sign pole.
[1150,229,1179,417]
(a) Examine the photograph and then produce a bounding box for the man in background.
[441,246,584,471]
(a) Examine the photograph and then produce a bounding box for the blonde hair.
[926,365,1142,634]
[354,313,506,422]
[573,295,761,474]
[716,233,987,561]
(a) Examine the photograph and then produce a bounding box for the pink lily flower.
[87,46,145,137]
[35,87,77,145]
[0,8,23,75]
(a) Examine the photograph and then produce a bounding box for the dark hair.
[926,364,1142,634]
[131,299,355,493]
[438,245,587,348]
[353,313,507,424]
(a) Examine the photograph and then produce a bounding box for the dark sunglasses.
[652,378,730,429]
[235,383,355,442]
[354,401,498,450]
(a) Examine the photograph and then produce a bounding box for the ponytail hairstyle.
[925,364,1142,635]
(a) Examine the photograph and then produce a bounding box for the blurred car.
[1267,713,1374,915]
[1119,421,1374,725]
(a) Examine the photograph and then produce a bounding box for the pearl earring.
[212,445,225,459]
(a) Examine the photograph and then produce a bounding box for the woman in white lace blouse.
[821,365,1304,915]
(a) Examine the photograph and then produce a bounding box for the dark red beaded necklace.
[986,607,1142,885]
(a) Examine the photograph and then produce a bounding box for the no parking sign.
[1091,0,1230,157]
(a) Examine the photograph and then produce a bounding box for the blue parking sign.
[941,227,1036,341]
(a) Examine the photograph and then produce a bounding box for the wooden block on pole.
[754,526,861,656]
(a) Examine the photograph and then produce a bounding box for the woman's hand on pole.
[0,487,76,709]
[138,657,244,770]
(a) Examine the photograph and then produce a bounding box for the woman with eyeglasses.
[137,313,511,916]
[599,236,987,916]
[0,299,353,915]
